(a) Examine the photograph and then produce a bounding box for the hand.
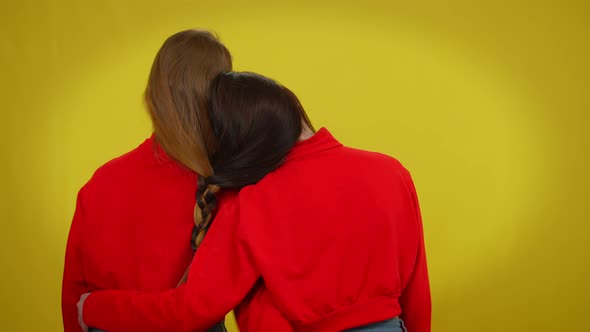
[77,293,91,332]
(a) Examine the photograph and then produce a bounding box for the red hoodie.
[83,128,431,332]
[61,136,198,332]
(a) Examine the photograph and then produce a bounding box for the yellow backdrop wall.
[1,1,588,331]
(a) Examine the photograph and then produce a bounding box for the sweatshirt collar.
[286,128,342,162]
[138,134,178,166]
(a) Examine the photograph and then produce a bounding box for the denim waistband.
[346,317,407,332]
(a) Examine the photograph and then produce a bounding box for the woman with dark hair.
[78,72,431,332]
[62,29,232,332]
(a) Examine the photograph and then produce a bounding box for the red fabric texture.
[80,129,431,332]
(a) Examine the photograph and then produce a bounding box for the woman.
[78,72,431,332]
[62,29,232,332]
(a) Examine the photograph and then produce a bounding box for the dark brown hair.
[191,72,315,249]
[145,29,232,176]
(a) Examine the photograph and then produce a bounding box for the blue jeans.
[346,317,407,332]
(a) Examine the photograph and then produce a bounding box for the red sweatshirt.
[61,136,198,332]
[83,128,431,332]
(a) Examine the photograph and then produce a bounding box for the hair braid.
[191,176,221,251]
[178,176,220,285]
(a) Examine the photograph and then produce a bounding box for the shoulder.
[342,146,414,178]
[81,139,152,195]
[343,146,406,168]
[344,147,419,195]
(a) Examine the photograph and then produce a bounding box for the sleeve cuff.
[83,290,112,330]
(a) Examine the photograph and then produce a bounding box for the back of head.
[208,71,313,188]
[191,72,314,248]
[145,29,232,176]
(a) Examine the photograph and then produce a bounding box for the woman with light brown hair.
[62,29,232,332]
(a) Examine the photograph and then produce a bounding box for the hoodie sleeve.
[399,169,432,332]
[83,197,260,332]
[62,186,92,332]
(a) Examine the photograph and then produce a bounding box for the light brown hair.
[145,29,232,176]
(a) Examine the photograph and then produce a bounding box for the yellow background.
[1,0,588,331]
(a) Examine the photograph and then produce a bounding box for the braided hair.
[191,176,220,251]
[180,72,314,282]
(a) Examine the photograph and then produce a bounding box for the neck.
[299,123,315,142]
